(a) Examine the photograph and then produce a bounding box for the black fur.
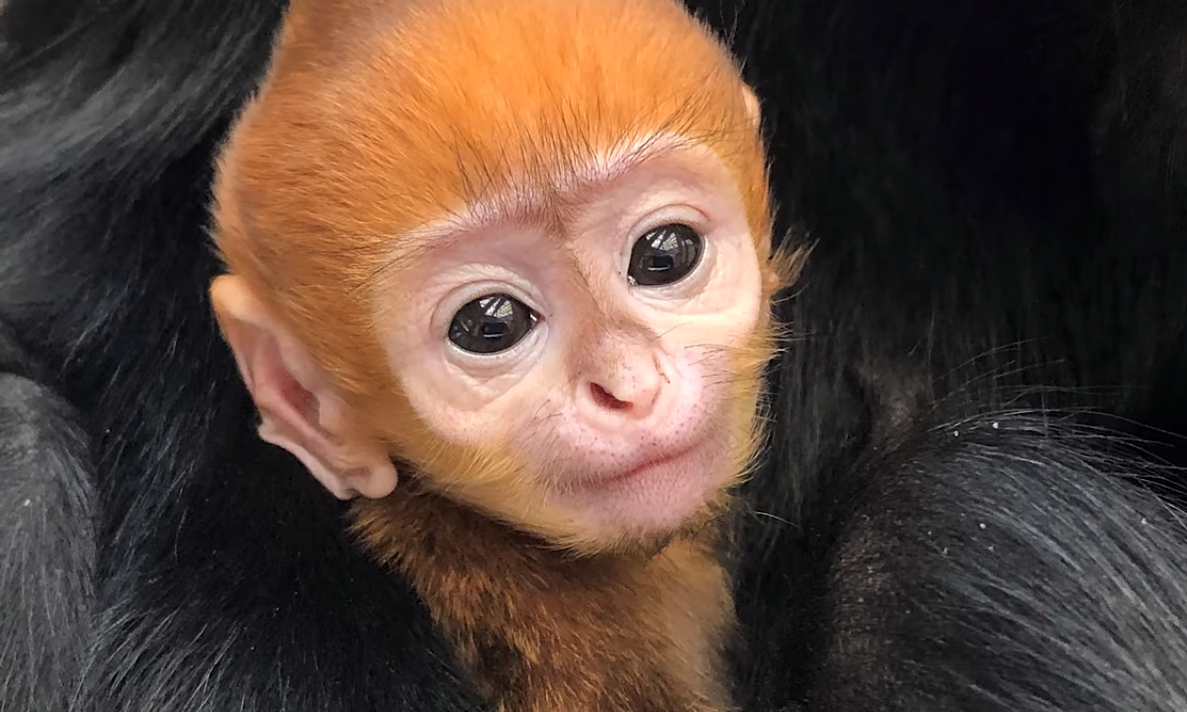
[701,0,1187,706]
[687,0,1187,509]
[734,414,1187,711]
[0,1,487,709]
[0,324,94,712]
[1,0,1186,709]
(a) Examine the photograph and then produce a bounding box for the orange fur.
[211,0,802,708]
[353,487,736,712]
[213,0,775,424]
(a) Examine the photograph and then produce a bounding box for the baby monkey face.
[209,0,783,554]
[381,140,767,547]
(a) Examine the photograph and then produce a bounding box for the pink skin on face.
[555,379,738,536]
[532,337,736,536]
[381,141,763,541]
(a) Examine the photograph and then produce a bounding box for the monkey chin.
[555,442,740,558]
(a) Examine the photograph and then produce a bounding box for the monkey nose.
[589,382,635,411]
[584,359,664,419]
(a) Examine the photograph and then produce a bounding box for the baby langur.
[208,0,798,708]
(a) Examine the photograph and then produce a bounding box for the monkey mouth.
[561,439,731,536]
[563,439,704,491]
[592,448,697,488]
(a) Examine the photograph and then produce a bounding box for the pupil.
[448,294,536,355]
[481,321,510,338]
[628,223,703,287]
[645,254,675,273]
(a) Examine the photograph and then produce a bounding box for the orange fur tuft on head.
[212,0,780,435]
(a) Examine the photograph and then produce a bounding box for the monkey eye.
[448,293,538,354]
[627,223,704,287]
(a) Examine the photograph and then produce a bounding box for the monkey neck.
[351,487,737,712]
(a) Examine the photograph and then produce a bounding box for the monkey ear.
[209,275,399,501]
[742,85,761,129]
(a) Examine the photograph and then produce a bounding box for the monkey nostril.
[590,382,631,411]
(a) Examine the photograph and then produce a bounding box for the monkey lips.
[553,428,738,539]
